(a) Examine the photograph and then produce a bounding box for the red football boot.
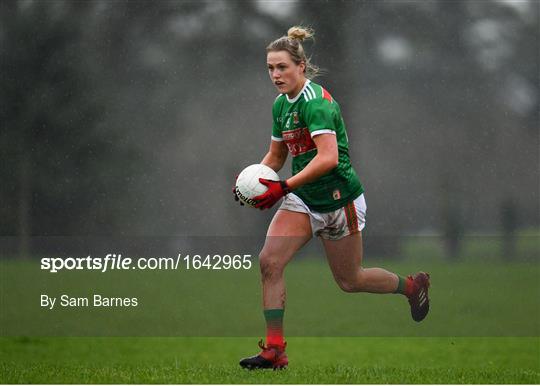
[407,272,431,322]
[239,340,288,370]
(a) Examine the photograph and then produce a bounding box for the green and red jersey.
[271,80,364,212]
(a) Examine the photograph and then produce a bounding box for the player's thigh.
[260,209,312,266]
[322,231,363,281]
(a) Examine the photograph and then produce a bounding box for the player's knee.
[259,251,284,281]
[336,279,359,293]
[260,259,282,281]
[335,273,364,293]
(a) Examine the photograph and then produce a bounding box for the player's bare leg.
[240,209,312,370]
[260,209,312,308]
[322,232,399,293]
[322,231,430,321]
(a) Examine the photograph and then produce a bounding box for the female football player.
[235,26,430,370]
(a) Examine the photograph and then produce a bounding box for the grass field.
[2,255,539,337]
[1,337,539,383]
[1,235,539,383]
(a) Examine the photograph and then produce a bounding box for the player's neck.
[287,78,307,99]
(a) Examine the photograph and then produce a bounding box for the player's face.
[267,51,306,97]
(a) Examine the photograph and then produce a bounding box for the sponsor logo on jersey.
[282,127,316,157]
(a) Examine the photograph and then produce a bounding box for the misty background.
[1,0,538,259]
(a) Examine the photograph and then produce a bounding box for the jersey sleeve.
[271,96,283,141]
[303,99,337,137]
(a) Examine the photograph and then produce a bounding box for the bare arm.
[261,140,288,172]
[285,134,338,191]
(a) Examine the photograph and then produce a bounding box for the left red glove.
[253,178,291,210]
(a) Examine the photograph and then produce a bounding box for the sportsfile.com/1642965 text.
[40,253,253,273]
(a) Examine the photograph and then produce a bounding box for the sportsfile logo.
[235,186,258,206]
[40,253,253,272]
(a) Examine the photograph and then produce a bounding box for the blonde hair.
[266,26,321,79]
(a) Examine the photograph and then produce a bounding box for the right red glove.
[253,179,291,210]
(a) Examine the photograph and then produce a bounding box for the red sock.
[404,277,415,297]
[264,309,284,347]
[395,275,415,297]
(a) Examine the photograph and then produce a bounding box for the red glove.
[253,178,291,210]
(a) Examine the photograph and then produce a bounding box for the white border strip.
[311,129,335,137]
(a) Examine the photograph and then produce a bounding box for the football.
[235,164,279,207]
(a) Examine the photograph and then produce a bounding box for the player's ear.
[298,61,306,74]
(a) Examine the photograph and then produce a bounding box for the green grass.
[1,337,539,383]
[1,234,539,383]
[400,229,539,261]
[2,257,539,337]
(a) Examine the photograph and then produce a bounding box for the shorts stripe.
[345,201,359,234]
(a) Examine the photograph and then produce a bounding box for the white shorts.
[279,193,367,240]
